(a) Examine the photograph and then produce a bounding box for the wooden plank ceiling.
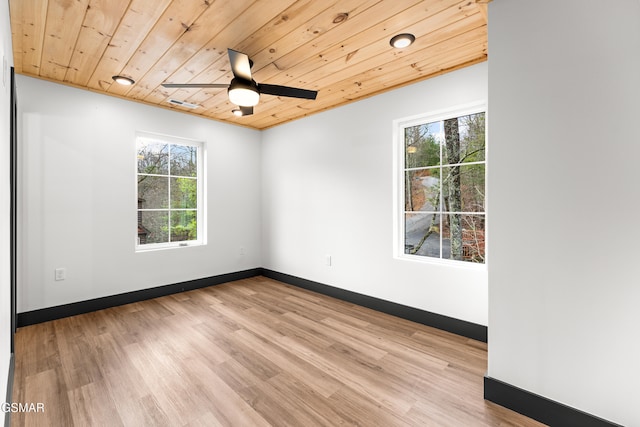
[9,0,488,130]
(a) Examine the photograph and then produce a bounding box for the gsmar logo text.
[1,402,45,413]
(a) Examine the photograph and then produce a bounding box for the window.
[395,104,486,264]
[136,132,204,250]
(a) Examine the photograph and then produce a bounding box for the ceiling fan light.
[390,33,415,49]
[228,79,259,106]
[229,88,259,106]
[232,108,244,117]
[112,75,135,85]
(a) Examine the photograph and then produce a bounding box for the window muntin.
[136,133,203,250]
[398,106,486,264]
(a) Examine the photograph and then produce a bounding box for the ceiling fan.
[161,48,318,116]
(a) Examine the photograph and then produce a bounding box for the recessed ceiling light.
[390,33,416,49]
[112,75,135,86]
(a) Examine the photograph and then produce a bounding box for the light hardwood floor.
[11,276,545,426]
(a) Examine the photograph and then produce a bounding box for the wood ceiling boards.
[9,0,488,130]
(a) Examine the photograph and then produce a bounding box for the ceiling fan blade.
[161,83,228,89]
[259,84,317,100]
[228,48,252,81]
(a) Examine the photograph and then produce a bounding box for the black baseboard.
[261,269,487,342]
[4,353,15,427]
[17,267,487,343]
[17,268,262,327]
[484,376,622,427]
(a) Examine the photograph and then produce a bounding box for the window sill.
[135,242,204,253]
[394,253,487,271]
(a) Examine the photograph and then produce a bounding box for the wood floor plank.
[231,328,343,399]
[11,276,545,427]
[274,334,417,415]
[22,368,73,426]
[327,386,414,427]
[68,380,125,427]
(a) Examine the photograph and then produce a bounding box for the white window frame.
[393,101,487,268]
[135,131,206,252]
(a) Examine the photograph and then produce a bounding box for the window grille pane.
[441,164,485,212]
[405,169,440,212]
[404,123,441,169]
[460,164,485,212]
[140,211,169,244]
[459,113,486,163]
[405,213,441,257]
[138,176,168,209]
[170,144,198,177]
[171,211,197,241]
[441,214,485,263]
[137,141,168,174]
[442,113,485,164]
[170,177,197,209]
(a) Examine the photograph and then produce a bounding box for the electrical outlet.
[239,247,245,256]
[55,268,66,281]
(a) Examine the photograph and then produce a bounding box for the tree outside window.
[401,109,485,263]
[136,134,203,249]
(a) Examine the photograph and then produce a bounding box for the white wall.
[17,76,262,313]
[261,63,488,326]
[16,59,488,327]
[488,1,640,425]
[1,0,14,404]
